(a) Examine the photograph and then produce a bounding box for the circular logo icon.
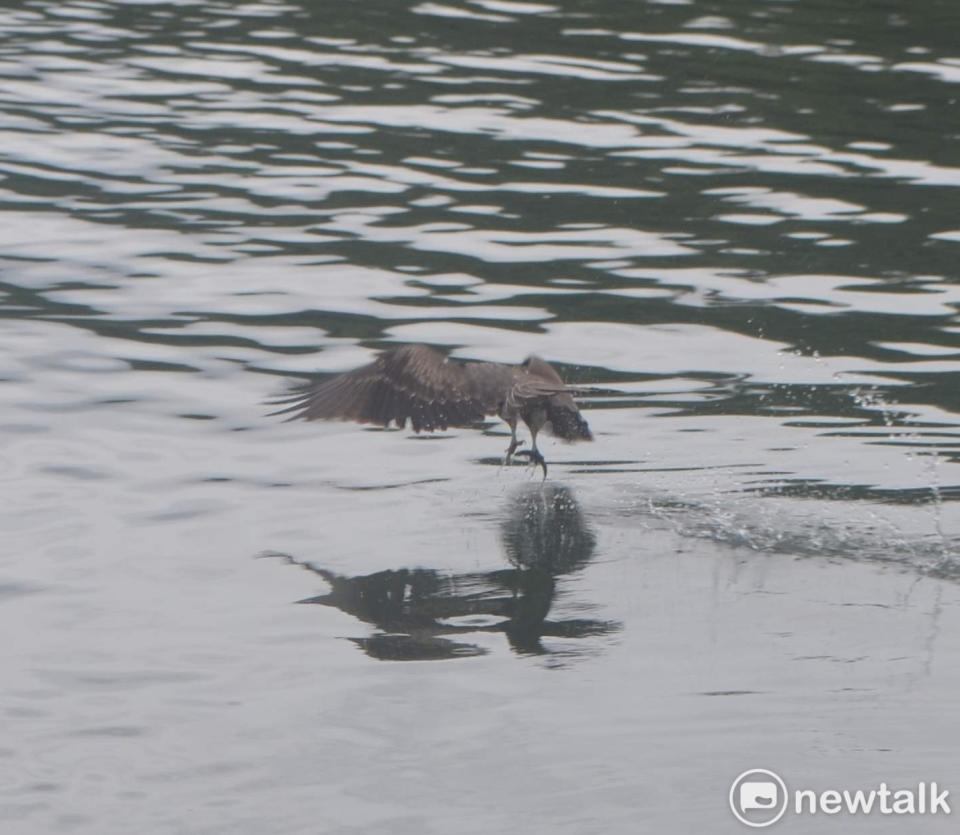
[729,768,788,828]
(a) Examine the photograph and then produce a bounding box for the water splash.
[615,486,960,580]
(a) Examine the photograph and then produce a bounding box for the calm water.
[2,0,960,832]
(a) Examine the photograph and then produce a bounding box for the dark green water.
[2,1,960,832]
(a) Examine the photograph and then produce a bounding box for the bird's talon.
[513,449,547,478]
[504,438,525,465]
[533,452,548,480]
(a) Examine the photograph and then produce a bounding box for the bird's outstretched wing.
[268,345,510,432]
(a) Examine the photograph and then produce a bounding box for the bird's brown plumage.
[269,345,593,444]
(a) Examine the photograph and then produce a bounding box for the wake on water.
[610,485,960,581]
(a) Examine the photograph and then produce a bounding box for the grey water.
[2,0,960,832]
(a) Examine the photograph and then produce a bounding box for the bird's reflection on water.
[272,484,620,662]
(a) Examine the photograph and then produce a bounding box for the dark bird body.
[270,344,592,476]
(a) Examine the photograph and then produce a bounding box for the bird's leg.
[504,422,524,465]
[515,430,547,479]
[529,442,547,480]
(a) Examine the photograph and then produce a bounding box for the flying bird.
[269,344,593,476]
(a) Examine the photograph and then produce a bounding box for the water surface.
[2,1,960,832]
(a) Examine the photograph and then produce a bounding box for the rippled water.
[3,1,960,832]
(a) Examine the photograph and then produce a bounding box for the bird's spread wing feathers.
[269,345,504,432]
[269,345,593,441]
[510,374,568,403]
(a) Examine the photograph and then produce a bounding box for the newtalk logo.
[730,769,951,828]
